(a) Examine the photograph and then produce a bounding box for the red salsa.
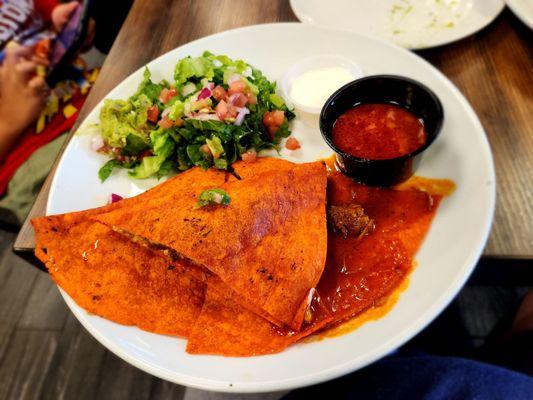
[331,103,427,160]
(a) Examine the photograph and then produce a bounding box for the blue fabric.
[284,354,533,400]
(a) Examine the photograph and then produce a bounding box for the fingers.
[15,61,38,76]
[3,42,32,67]
[52,1,80,31]
[28,76,47,96]
[31,54,50,67]
[65,1,80,13]
[15,60,47,81]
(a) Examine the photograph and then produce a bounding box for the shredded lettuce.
[98,159,120,182]
[129,155,167,179]
[132,68,164,104]
[174,56,214,85]
[206,136,224,159]
[168,100,184,120]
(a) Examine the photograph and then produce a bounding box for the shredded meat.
[328,204,375,239]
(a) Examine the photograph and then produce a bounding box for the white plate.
[506,0,533,29]
[290,0,504,49]
[47,23,495,393]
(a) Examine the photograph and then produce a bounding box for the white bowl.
[280,54,364,126]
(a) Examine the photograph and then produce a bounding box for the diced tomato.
[228,80,247,96]
[98,145,112,154]
[147,105,159,122]
[263,112,275,127]
[216,100,228,120]
[246,92,257,105]
[285,137,301,150]
[231,93,248,108]
[158,116,174,129]
[174,117,184,127]
[271,110,285,126]
[263,110,285,128]
[159,87,178,104]
[267,125,278,140]
[200,144,212,155]
[212,85,228,101]
[227,105,238,119]
[241,149,257,163]
[139,150,153,159]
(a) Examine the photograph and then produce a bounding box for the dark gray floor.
[0,227,529,400]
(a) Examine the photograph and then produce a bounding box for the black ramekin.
[319,75,444,186]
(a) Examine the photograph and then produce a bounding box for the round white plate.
[506,0,533,29]
[47,23,495,393]
[290,0,504,49]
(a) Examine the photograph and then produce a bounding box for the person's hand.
[51,1,79,32]
[0,43,47,158]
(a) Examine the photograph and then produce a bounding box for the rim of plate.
[506,0,533,29]
[46,22,496,393]
[289,0,505,50]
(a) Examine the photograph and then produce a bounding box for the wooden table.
[14,0,533,260]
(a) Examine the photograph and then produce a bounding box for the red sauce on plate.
[316,169,442,325]
[300,158,455,337]
[331,103,427,160]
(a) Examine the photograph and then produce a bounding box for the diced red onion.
[228,93,239,105]
[161,107,171,118]
[181,82,197,97]
[243,67,252,77]
[212,192,223,204]
[234,107,250,126]
[190,113,220,121]
[107,193,123,204]
[197,87,212,100]
[227,73,241,85]
[204,82,215,91]
[91,135,105,151]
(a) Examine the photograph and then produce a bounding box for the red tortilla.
[95,159,328,330]
[33,210,206,337]
[186,284,333,357]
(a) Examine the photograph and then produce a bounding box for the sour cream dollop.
[289,67,356,112]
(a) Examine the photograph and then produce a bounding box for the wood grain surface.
[14,1,533,259]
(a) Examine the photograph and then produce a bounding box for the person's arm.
[0,43,46,160]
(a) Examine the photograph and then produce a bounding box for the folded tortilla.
[95,159,328,330]
[186,284,333,357]
[33,210,206,337]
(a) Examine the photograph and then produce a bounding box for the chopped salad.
[96,51,295,181]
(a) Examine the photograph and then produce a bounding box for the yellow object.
[36,114,46,134]
[88,69,100,83]
[63,104,78,119]
[36,65,47,77]
[48,94,59,116]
